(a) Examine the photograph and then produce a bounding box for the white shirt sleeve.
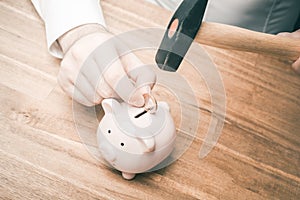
[31,0,106,58]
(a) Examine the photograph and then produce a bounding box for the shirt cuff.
[31,0,106,58]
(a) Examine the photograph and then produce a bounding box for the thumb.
[128,85,151,107]
[121,55,157,93]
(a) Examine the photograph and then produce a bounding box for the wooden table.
[1,0,299,199]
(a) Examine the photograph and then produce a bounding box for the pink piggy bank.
[97,98,176,180]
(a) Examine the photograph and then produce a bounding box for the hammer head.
[155,0,208,72]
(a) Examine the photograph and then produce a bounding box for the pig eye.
[120,143,124,146]
[107,130,111,134]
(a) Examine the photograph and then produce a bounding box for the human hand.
[277,29,300,74]
[57,24,156,107]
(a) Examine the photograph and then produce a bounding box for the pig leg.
[122,172,136,180]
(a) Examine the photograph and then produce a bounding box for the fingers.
[277,30,300,39]
[57,74,95,107]
[79,57,118,100]
[97,53,145,107]
[59,50,104,106]
[277,31,300,75]
[277,32,289,37]
[75,72,103,104]
[58,31,157,107]
[120,52,157,95]
[292,57,300,74]
[60,40,141,106]
[114,38,157,95]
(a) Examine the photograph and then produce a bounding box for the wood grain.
[0,0,299,199]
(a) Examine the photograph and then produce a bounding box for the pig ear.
[141,137,155,153]
[101,98,121,114]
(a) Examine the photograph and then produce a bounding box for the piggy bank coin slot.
[134,93,158,118]
[134,110,147,118]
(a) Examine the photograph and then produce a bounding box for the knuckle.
[103,68,120,82]
[79,99,94,107]
[70,44,83,60]
[97,82,115,99]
